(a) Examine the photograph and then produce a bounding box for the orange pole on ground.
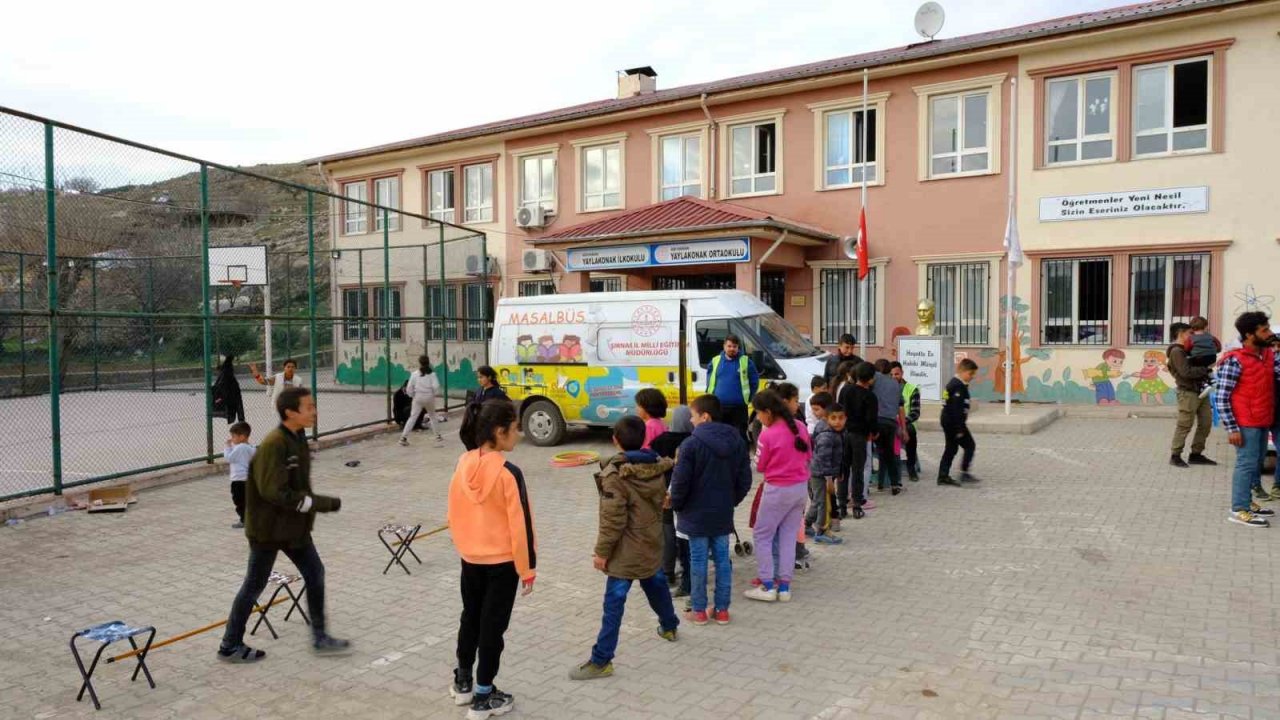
[391,523,448,547]
[105,596,291,664]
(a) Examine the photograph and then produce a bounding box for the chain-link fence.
[0,107,491,501]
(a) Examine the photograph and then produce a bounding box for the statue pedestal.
[896,335,955,402]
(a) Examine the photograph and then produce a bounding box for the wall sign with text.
[565,237,750,271]
[1038,186,1208,222]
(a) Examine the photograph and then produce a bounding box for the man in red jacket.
[1212,312,1280,528]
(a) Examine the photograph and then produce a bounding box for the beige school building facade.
[307,0,1280,406]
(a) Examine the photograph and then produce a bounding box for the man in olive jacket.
[1167,322,1216,468]
[217,387,350,663]
[569,416,679,680]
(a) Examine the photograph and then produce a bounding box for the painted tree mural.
[981,295,1050,395]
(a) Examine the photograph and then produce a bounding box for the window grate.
[819,267,877,345]
[926,262,989,345]
[1041,257,1111,345]
[1129,253,1208,345]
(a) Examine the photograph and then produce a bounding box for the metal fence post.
[90,259,99,390]
[200,164,213,463]
[18,253,26,395]
[307,192,318,440]
[422,244,429,380]
[438,223,448,407]
[148,257,156,392]
[358,248,365,394]
[44,122,62,494]
[383,208,391,422]
[481,232,490,369]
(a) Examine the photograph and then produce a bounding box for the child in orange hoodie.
[447,399,537,720]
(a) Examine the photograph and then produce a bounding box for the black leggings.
[939,424,976,477]
[457,560,519,687]
[904,424,919,476]
[230,481,246,523]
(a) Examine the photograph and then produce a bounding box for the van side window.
[696,320,730,366]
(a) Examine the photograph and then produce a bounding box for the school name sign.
[1038,186,1208,222]
[565,237,750,271]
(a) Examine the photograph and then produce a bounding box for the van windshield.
[741,313,822,359]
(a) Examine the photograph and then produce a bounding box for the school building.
[306,0,1280,405]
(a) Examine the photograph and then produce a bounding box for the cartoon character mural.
[559,334,583,363]
[536,335,559,362]
[1084,348,1126,405]
[1126,349,1171,405]
[516,334,537,363]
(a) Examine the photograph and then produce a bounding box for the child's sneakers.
[851,507,866,519]
[398,437,409,447]
[655,625,678,642]
[467,687,515,718]
[568,661,614,681]
[687,609,709,625]
[862,499,876,510]
[813,533,843,545]
[777,584,792,603]
[713,609,731,625]
[744,585,778,602]
[449,669,473,706]
[803,524,815,537]
[960,472,981,483]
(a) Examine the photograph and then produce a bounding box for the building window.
[660,134,702,200]
[1129,253,1208,344]
[463,164,494,223]
[582,144,622,211]
[1045,74,1114,165]
[819,267,878,345]
[518,279,556,296]
[341,288,368,340]
[729,121,777,196]
[427,285,458,341]
[519,153,556,213]
[372,177,400,232]
[1134,57,1210,157]
[590,276,623,293]
[930,91,989,176]
[427,169,455,223]
[464,283,493,341]
[1041,257,1111,345]
[342,287,401,341]
[824,108,877,187]
[342,181,367,235]
[926,262,990,345]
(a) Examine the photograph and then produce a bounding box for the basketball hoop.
[217,279,245,292]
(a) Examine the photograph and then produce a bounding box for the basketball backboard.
[208,245,268,286]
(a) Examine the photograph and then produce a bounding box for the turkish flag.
[856,207,870,280]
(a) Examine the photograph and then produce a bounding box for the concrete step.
[915,403,1063,435]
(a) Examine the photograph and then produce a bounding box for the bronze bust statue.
[915,299,936,336]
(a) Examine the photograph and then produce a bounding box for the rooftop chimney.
[617,66,657,99]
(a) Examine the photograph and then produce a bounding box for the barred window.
[590,277,623,293]
[1130,253,1208,344]
[518,279,555,296]
[819,267,877,345]
[463,283,493,342]
[427,286,458,341]
[1041,257,1111,345]
[926,262,989,345]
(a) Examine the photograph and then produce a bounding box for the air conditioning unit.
[516,205,548,229]
[522,249,552,273]
[464,253,496,276]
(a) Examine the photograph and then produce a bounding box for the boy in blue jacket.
[806,404,846,544]
[669,394,753,626]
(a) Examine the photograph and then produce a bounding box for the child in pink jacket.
[745,388,811,603]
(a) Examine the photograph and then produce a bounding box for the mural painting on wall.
[971,296,1051,400]
[336,346,484,395]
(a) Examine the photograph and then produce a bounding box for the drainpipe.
[756,230,788,302]
[700,93,716,200]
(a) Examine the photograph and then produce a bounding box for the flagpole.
[1004,76,1018,416]
[859,68,868,359]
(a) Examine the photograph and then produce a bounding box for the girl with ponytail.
[744,388,812,604]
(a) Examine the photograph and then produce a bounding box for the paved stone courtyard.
[1,415,1277,719]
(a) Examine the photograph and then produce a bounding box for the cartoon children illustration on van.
[1125,349,1171,405]
[1086,348,1126,405]
[516,334,537,363]
[559,334,584,363]
[536,335,559,362]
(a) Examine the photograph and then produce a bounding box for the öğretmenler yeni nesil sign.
[1038,186,1208,222]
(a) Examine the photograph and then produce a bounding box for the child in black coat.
[650,405,694,598]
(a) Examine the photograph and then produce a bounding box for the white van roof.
[497,289,773,316]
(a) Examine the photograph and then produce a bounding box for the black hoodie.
[211,354,244,423]
[669,421,752,537]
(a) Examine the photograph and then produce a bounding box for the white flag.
[1003,205,1023,269]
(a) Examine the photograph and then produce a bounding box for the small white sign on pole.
[896,335,955,402]
[1039,186,1208,222]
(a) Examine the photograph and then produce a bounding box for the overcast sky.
[2,0,1122,166]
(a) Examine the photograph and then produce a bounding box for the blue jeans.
[589,571,679,666]
[688,535,732,613]
[1231,427,1268,512]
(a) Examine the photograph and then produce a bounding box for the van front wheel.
[522,400,566,447]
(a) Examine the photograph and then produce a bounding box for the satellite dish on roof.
[914,1,945,41]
